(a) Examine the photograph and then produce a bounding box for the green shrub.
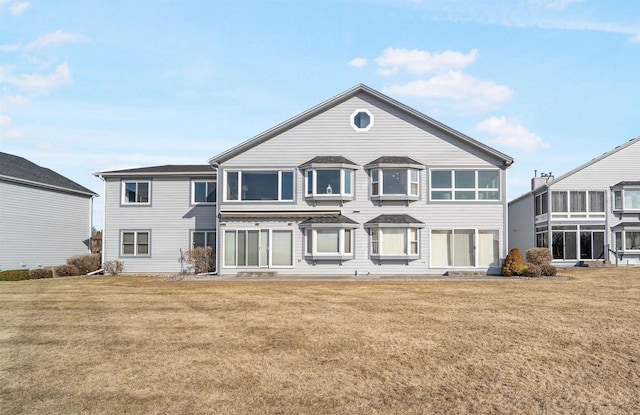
[525,248,553,266]
[103,260,124,276]
[67,254,101,275]
[540,264,558,276]
[523,262,542,278]
[29,268,53,279]
[0,269,30,281]
[55,264,80,277]
[501,248,528,276]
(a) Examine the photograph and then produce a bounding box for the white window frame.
[350,108,374,132]
[430,229,500,268]
[222,229,294,268]
[223,170,295,202]
[612,188,640,212]
[370,168,420,199]
[429,169,500,201]
[614,229,640,252]
[121,181,151,205]
[369,227,420,259]
[191,180,217,205]
[120,230,150,257]
[550,190,606,218]
[305,169,354,199]
[304,228,354,260]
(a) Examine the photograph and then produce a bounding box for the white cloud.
[630,33,640,43]
[0,112,21,140]
[375,47,478,76]
[384,71,512,111]
[1,30,87,53]
[25,30,87,50]
[347,57,368,69]
[0,62,72,93]
[531,0,584,9]
[3,94,30,106]
[8,1,28,15]
[475,116,550,151]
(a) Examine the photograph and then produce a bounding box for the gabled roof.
[299,156,358,167]
[209,84,514,166]
[0,152,97,197]
[299,215,359,225]
[509,135,640,205]
[95,165,216,177]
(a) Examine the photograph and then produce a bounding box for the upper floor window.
[192,181,216,204]
[535,192,548,216]
[430,170,500,201]
[613,189,640,211]
[365,157,423,201]
[351,108,373,131]
[225,170,294,202]
[306,169,353,197]
[122,181,150,204]
[551,190,605,218]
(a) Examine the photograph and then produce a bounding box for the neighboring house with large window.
[508,136,640,266]
[210,84,513,275]
[0,152,97,271]
[95,165,217,273]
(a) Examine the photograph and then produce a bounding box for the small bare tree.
[187,247,215,274]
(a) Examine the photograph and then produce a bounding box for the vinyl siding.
[508,194,535,253]
[0,181,92,271]
[218,93,508,275]
[103,176,217,273]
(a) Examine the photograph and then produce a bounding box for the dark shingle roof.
[300,156,358,166]
[611,181,640,187]
[365,214,424,225]
[0,152,96,196]
[299,215,358,225]
[97,165,216,175]
[366,156,423,165]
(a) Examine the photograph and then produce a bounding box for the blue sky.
[1,0,639,227]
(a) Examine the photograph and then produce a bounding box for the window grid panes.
[224,229,293,267]
[430,170,499,201]
[305,228,353,258]
[193,181,216,204]
[370,168,419,198]
[306,169,353,198]
[371,228,419,257]
[551,190,605,217]
[192,231,216,249]
[121,231,149,256]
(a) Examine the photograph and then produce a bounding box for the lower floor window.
[616,231,640,251]
[192,231,216,249]
[224,229,292,267]
[371,228,419,256]
[552,225,605,260]
[121,231,149,256]
[536,226,548,248]
[305,228,353,257]
[431,229,499,267]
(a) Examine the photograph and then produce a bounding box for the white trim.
[121,180,151,205]
[350,108,374,132]
[191,180,217,205]
[223,169,295,202]
[429,169,500,202]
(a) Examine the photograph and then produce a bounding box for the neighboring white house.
[97,84,514,275]
[0,152,97,271]
[508,136,640,266]
[94,165,217,274]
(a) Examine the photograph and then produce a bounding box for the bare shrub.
[187,247,215,274]
[29,268,53,279]
[540,264,558,276]
[55,264,80,277]
[67,254,101,275]
[501,248,528,277]
[104,260,124,276]
[523,262,542,278]
[526,248,553,266]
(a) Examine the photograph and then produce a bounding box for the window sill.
[371,195,419,202]
[370,254,419,261]
[305,254,354,261]
[305,195,353,202]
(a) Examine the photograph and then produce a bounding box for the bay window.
[612,184,640,211]
[430,170,500,201]
[365,157,424,201]
[225,170,294,202]
[300,156,358,202]
[300,215,358,261]
[365,214,424,260]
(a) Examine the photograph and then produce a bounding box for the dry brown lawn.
[1,269,639,414]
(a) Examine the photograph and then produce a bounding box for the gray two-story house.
[509,136,640,266]
[1,152,97,271]
[98,84,514,275]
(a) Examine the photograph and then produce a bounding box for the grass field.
[1,269,639,414]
